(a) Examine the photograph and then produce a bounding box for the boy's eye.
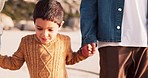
[48,29,53,31]
[37,27,43,30]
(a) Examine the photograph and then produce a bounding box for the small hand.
[81,43,96,57]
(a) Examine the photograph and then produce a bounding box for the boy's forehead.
[35,18,61,26]
[35,18,59,27]
[35,18,54,23]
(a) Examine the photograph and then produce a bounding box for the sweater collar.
[34,34,59,47]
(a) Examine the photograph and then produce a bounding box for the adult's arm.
[80,0,98,46]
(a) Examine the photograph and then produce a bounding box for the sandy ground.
[0,30,100,78]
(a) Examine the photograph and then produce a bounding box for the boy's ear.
[59,21,64,29]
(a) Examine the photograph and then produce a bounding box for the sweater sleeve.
[0,38,25,70]
[65,36,87,65]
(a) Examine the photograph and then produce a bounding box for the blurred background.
[0,0,100,78]
[0,0,81,31]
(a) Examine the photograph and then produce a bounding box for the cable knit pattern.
[0,33,87,78]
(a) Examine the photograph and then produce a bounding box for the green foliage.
[1,0,35,21]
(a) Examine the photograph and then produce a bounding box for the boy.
[0,0,93,78]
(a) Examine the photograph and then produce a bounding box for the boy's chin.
[41,40,52,45]
[41,41,49,44]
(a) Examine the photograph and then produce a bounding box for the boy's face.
[35,18,63,44]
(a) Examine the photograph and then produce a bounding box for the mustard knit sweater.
[0,33,87,78]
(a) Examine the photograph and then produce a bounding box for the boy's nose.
[42,30,49,37]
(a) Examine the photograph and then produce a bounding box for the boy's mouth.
[41,38,48,42]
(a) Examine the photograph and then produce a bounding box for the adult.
[80,0,148,78]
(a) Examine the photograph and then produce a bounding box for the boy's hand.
[81,43,96,57]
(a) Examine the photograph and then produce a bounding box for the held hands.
[81,43,97,57]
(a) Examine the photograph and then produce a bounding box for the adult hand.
[81,43,97,57]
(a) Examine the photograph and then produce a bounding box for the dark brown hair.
[33,0,64,25]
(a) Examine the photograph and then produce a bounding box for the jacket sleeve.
[0,38,25,70]
[65,36,87,65]
[80,0,98,46]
